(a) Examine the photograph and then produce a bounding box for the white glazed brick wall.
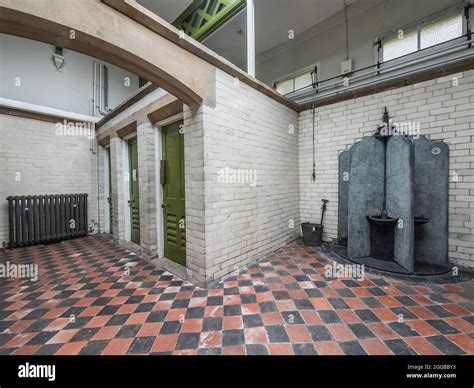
[299,69,474,268]
[184,104,208,286]
[137,121,159,256]
[109,136,127,243]
[198,69,300,283]
[0,114,99,245]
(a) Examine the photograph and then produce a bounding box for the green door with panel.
[107,147,113,234]
[128,138,140,245]
[162,121,186,265]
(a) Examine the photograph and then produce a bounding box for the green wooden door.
[107,147,113,234]
[128,138,140,245]
[162,122,186,265]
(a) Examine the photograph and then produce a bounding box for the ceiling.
[137,0,353,69]
[204,0,352,69]
[136,0,194,23]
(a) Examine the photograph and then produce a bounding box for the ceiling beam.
[0,0,218,109]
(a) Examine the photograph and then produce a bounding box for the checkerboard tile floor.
[0,235,473,355]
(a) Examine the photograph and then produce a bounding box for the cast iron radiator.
[6,194,88,248]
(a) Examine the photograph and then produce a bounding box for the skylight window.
[382,12,463,62]
[275,68,316,95]
[383,30,418,62]
[420,13,463,49]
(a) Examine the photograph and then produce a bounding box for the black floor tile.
[265,325,290,343]
[306,325,332,342]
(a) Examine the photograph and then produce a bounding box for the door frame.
[122,134,135,242]
[156,114,184,262]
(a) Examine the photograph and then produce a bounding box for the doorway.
[162,121,186,266]
[128,138,140,245]
[107,147,113,234]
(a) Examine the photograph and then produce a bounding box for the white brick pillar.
[183,104,209,287]
[137,121,159,256]
[110,136,127,242]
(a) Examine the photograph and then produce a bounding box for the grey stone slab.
[413,136,449,267]
[151,256,187,280]
[386,135,415,272]
[338,128,449,275]
[347,137,384,258]
[337,150,350,244]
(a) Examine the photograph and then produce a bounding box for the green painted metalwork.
[128,138,140,245]
[162,121,186,266]
[173,0,246,41]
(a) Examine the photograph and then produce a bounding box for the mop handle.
[320,199,329,225]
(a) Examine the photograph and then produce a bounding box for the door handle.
[161,204,168,209]
[160,160,166,185]
[128,200,134,206]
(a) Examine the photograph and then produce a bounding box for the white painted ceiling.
[138,0,354,69]
[136,0,194,23]
[204,0,352,69]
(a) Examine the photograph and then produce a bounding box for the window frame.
[377,3,468,65]
[273,62,321,96]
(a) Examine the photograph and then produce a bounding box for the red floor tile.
[92,326,121,341]
[372,308,399,322]
[300,311,323,325]
[56,341,87,355]
[447,334,474,354]
[181,319,203,333]
[404,337,443,355]
[13,345,41,355]
[360,339,392,355]
[286,325,312,343]
[199,331,222,348]
[337,310,362,324]
[150,335,178,353]
[443,317,474,334]
[222,346,246,355]
[125,312,150,325]
[267,343,293,355]
[406,320,440,337]
[85,316,111,328]
[44,318,70,332]
[47,330,80,344]
[327,323,357,341]
[101,339,133,355]
[223,316,243,330]
[0,235,472,357]
[366,323,399,340]
[261,312,284,325]
[314,341,344,355]
[244,327,268,345]
[4,333,37,348]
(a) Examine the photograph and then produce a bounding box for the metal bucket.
[301,222,323,246]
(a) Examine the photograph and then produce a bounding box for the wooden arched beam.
[0,0,217,109]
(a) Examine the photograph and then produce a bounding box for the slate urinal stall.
[335,108,450,275]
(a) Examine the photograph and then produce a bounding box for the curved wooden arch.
[0,0,217,108]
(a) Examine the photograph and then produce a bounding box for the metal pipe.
[330,39,470,88]
[98,63,102,110]
[103,65,109,109]
[297,51,474,105]
[92,61,96,116]
[289,36,473,100]
[95,63,109,116]
[246,0,255,77]
[334,51,474,95]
